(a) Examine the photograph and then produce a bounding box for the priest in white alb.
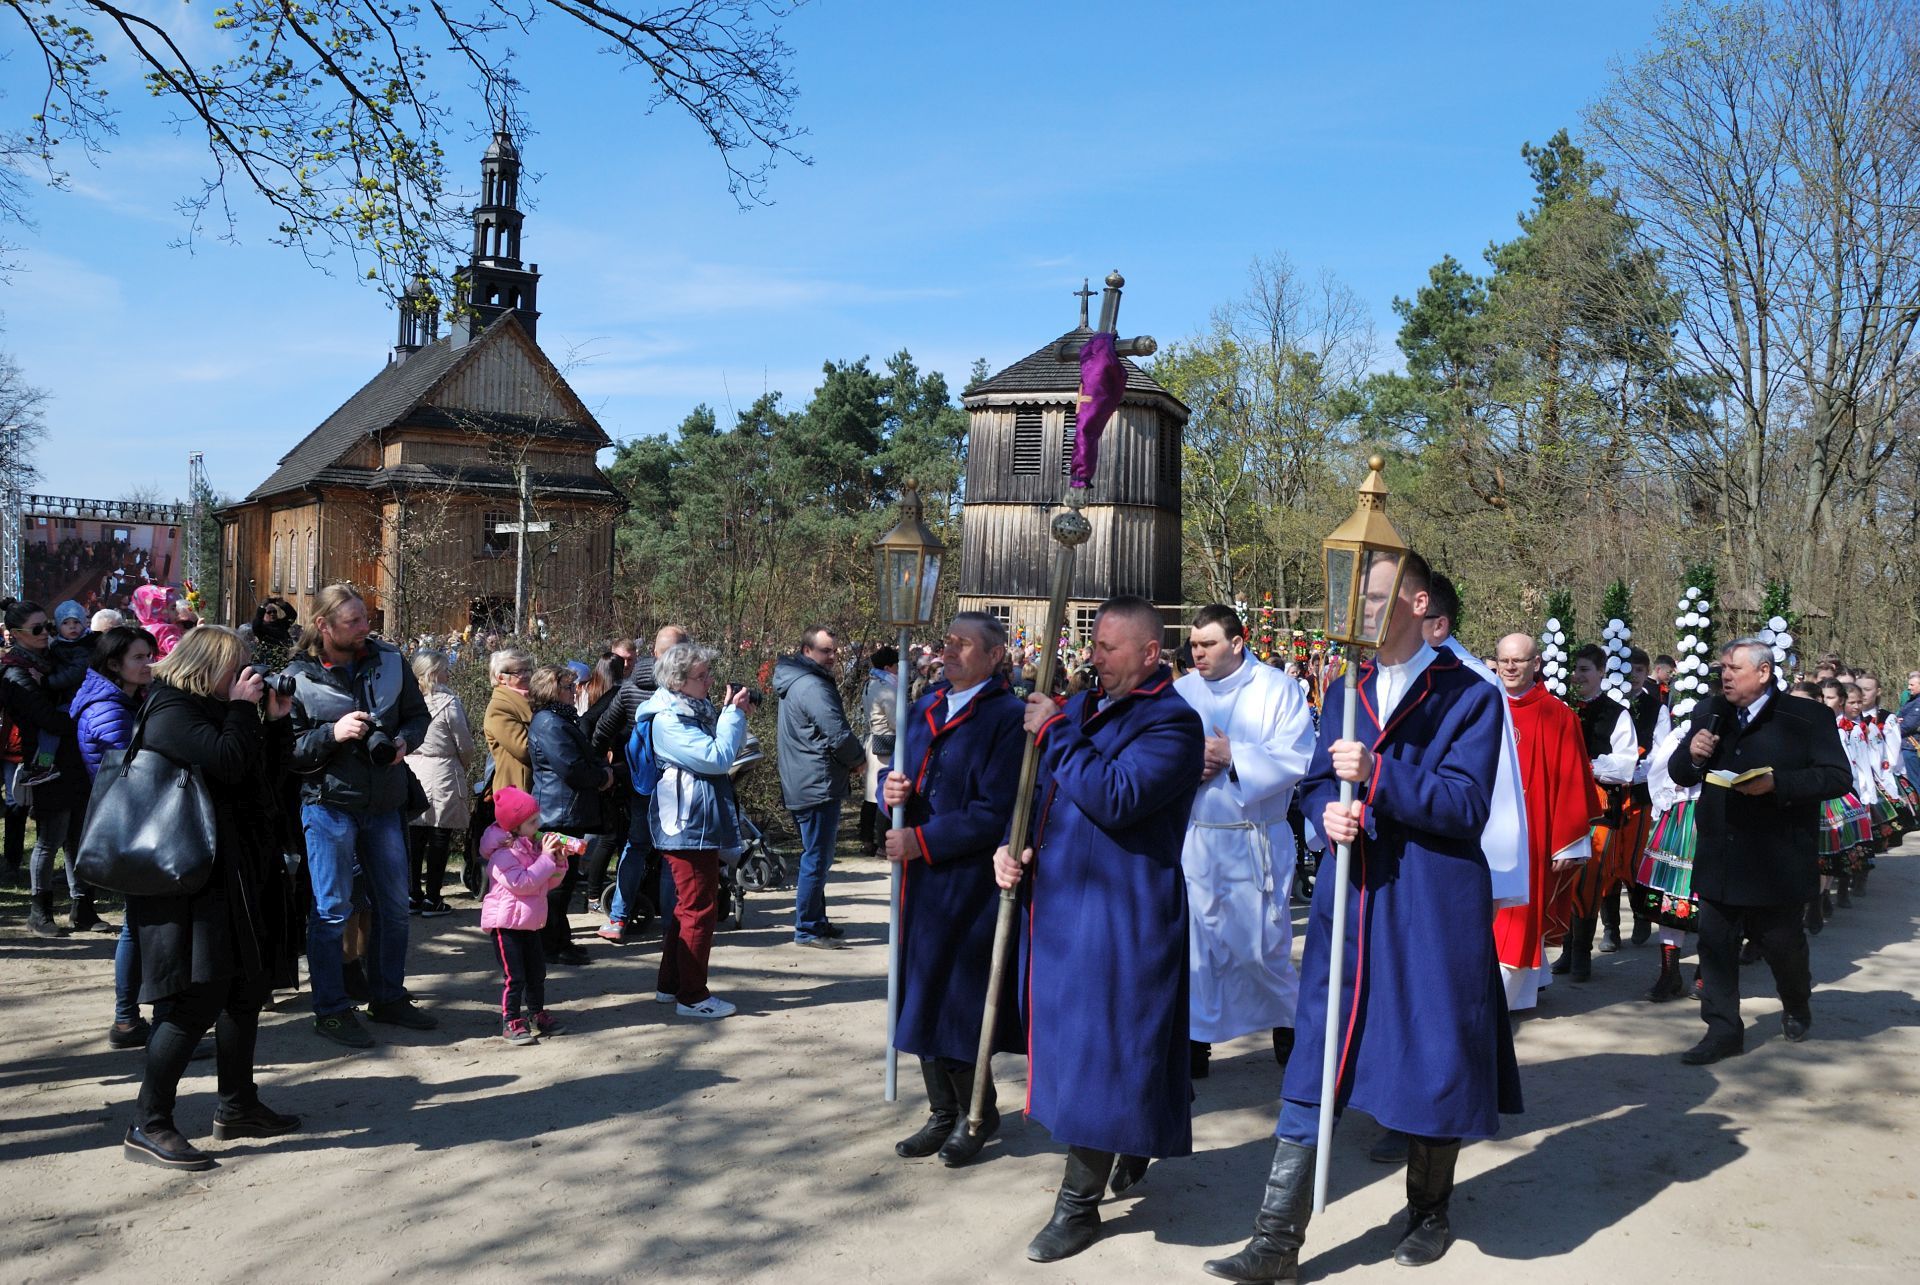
[1174,603,1316,1081]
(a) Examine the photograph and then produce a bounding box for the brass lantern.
[874,479,944,628]
[1322,455,1410,649]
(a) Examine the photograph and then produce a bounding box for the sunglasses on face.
[20,623,49,637]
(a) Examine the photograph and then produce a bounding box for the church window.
[1012,409,1043,475]
[271,534,282,593]
[1060,407,1077,478]
[1160,418,1182,486]
[307,528,319,593]
[987,604,1011,629]
[1074,606,1099,643]
[482,511,511,557]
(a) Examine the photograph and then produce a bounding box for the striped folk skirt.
[1632,799,1700,932]
[1818,793,1874,877]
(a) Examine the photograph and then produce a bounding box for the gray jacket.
[287,639,431,816]
[773,653,865,811]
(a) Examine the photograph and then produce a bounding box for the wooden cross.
[1054,269,1158,360]
[1073,278,1096,328]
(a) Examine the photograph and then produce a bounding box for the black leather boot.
[1570,915,1595,983]
[1025,1147,1114,1263]
[69,889,111,933]
[1597,892,1621,953]
[1548,939,1571,975]
[27,890,67,938]
[1272,1026,1295,1070]
[1110,1153,1149,1196]
[1835,871,1851,908]
[1630,905,1652,946]
[1805,898,1824,935]
[1190,1039,1212,1079]
[1645,943,1683,1003]
[896,1058,960,1158]
[1202,1138,1314,1282]
[1393,1137,1459,1266]
[936,1061,997,1167]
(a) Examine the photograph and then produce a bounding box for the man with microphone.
[1667,638,1851,1064]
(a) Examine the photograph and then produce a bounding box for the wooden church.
[216,124,620,636]
[957,277,1189,640]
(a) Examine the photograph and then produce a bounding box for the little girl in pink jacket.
[480,787,567,1044]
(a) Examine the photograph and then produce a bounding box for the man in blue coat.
[1206,553,1519,1283]
[880,611,1026,1168]
[995,595,1204,1264]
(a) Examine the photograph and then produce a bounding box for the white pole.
[885,625,911,1102]
[1313,661,1361,1214]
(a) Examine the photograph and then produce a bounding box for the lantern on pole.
[1312,453,1409,1214]
[872,479,943,1102]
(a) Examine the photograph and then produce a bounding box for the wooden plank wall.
[965,401,1178,506]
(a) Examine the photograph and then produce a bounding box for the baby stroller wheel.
[595,885,616,918]
[737,845,774,892]
[729,879,749,929]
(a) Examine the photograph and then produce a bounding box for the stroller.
[604,732,788,931]
[720,732,790,929]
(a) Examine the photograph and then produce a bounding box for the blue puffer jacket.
[644,689,746,853]
[70,668,140,778]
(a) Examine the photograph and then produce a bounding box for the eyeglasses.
[1494,657,1533,666]
[20,623,49,636]
[501,668,530,679]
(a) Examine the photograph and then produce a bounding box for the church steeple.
[393,274,440,363]
[453,114,542,346]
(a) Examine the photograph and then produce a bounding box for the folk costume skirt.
[1632,799,1700,932]
[1570,790,1648,919]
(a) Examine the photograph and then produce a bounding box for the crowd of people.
[3,571,1915,1276]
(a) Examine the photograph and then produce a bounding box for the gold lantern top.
[1322,454,1410,649]
[874,479,945,629]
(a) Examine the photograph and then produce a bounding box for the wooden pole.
[966,499,1090,1135]
[513,464,531,637]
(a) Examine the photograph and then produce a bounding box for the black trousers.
[136,973,271,1131]
[407,825,453,902]
[492,927,546,1022]
[858,800,891,848]
[1698,897,1812,1043]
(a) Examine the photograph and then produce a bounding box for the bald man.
[1490,633,1598,1012]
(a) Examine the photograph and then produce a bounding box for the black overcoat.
[125,683,300,1002]
[1667,692,1851,907]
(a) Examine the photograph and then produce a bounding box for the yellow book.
[1705,766,1773,788]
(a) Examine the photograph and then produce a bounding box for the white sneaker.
[675,996,736,1020]
[653,991,676,1005]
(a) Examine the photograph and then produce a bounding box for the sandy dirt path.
[2,841,1916,1283]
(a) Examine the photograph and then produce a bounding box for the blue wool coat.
[1020,666,1204,1158]
[892,677,1027,1064]
[1281,650,1522,1141]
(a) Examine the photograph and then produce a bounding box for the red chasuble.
[1492,683,1599,969]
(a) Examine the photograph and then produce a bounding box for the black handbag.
[75,704,219,898]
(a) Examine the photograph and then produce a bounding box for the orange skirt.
[1544,789,1650,942]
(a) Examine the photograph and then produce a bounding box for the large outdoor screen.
[21,512,185,615]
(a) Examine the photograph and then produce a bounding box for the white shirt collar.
[1738,689,1770,724]
[944,678,990,716]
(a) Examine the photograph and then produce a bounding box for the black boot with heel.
[1026,1147,1115,1263]
[1202,1138,1315,1282]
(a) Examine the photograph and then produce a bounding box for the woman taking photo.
[70,625,161,1046]
[405,649,474,917]
[1,597,97,936]
[643,641,750,1020]
[123,624,302,1171]
[528,664,610,966]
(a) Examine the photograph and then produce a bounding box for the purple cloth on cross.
[1071,331,1126,489]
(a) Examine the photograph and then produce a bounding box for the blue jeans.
[610,806,667,924]
[303,804,410,1014]
[29,807,83,900]
[114,920,141,1025]
[790,800,841,939]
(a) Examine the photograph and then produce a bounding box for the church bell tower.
[454,116,542,345]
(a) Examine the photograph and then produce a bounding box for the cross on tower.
[1054,270,1158,360]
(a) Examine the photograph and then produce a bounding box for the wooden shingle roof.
[964,326,1186,413]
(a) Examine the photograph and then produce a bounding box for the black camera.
[260,672,297,699]
[740,686,765,707]
[365,726,398,767]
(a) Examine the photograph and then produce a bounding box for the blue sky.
[6,0,1668,501]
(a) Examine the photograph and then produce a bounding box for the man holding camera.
[287,585,434,1049]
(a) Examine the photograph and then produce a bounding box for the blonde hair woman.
[405,649,474,916]
[123,625,302,1171]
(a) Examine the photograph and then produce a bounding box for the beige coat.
[484,684,534,796]
[406,688,475,829]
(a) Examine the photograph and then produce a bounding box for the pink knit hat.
[492,787,540,833]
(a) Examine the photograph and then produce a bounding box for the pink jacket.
[131,584,185,658]
[478,825,564,931]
